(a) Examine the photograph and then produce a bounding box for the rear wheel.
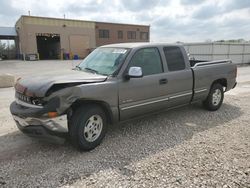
[203,83,224,111]
[69,105,107,151]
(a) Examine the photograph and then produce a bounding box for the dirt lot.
[0,60,249,187]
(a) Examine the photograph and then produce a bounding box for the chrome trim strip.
[121,92,192,111]
[195,89,207,93]
[169,92,192,99]
[121,97,169,110]
[15,98,43,109]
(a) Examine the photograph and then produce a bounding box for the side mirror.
[126,66,143,79]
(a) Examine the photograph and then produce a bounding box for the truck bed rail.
[192,59,231,68]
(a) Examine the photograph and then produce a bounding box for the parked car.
[10,43,237,150]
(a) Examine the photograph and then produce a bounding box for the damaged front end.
[10,75,106,141]
[10,89,69,140]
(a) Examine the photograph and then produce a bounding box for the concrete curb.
[0,74,15,88]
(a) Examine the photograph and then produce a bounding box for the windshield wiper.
[74,65,82,71]
[84,67,99,74]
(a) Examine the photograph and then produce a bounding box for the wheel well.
[69,100,113,124]
[212,78,227,90]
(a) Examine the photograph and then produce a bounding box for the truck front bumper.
[10,101,68,141]
[13,114,68,135]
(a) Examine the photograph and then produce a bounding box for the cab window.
[164,47,186,71]
[129,48,163,76]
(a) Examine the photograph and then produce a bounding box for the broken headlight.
[30,97,45,106]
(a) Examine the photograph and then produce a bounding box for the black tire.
[69,104,107,151]
[203,83,224,111]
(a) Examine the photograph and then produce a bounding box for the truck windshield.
[78,47,130,75]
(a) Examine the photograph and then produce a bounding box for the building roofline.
[95,21,149,27]
[17,15,150,27]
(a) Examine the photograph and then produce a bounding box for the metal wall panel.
[213,54,229,60]
[213,44,228,54]
[230,45,244,54]
[192,55,211,61]
[184,44,212,54]
[243,55,250,63]
[244,45,250,51]
[184,42,250,64]
[229,55,243,64]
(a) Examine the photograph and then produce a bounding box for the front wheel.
[203,83,224,111]
[69,105,107,151]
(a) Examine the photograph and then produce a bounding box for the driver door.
[118,47,169,120]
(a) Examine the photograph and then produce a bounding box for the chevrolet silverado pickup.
[10,43,237,150]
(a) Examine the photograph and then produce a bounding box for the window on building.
[99,29,109,38]
[127,31,136,39]
[128,48,163,76]
[140,32,149,40]
[118,31,123,39]
[163,47,186,71]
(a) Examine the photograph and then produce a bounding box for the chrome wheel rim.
[212,89,222,106]
[83,115,103,142]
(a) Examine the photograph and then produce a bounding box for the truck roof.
[101,42,183,48]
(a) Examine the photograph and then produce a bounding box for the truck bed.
[190,59,236,102]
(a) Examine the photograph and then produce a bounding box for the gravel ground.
[0,61,249,187]
[67,94,250,188]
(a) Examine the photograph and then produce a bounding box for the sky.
[0,0,250,42]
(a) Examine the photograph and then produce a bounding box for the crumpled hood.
[16,69,107,97]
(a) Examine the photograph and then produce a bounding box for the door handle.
[159,78,168,85]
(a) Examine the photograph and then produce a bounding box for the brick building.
[15,15,150,60]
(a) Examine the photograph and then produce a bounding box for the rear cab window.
[163,46,186,71]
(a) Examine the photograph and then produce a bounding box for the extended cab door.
[161,46,193,107]
[119,47,170,120]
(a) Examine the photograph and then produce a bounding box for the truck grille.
[15,92,31,104]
